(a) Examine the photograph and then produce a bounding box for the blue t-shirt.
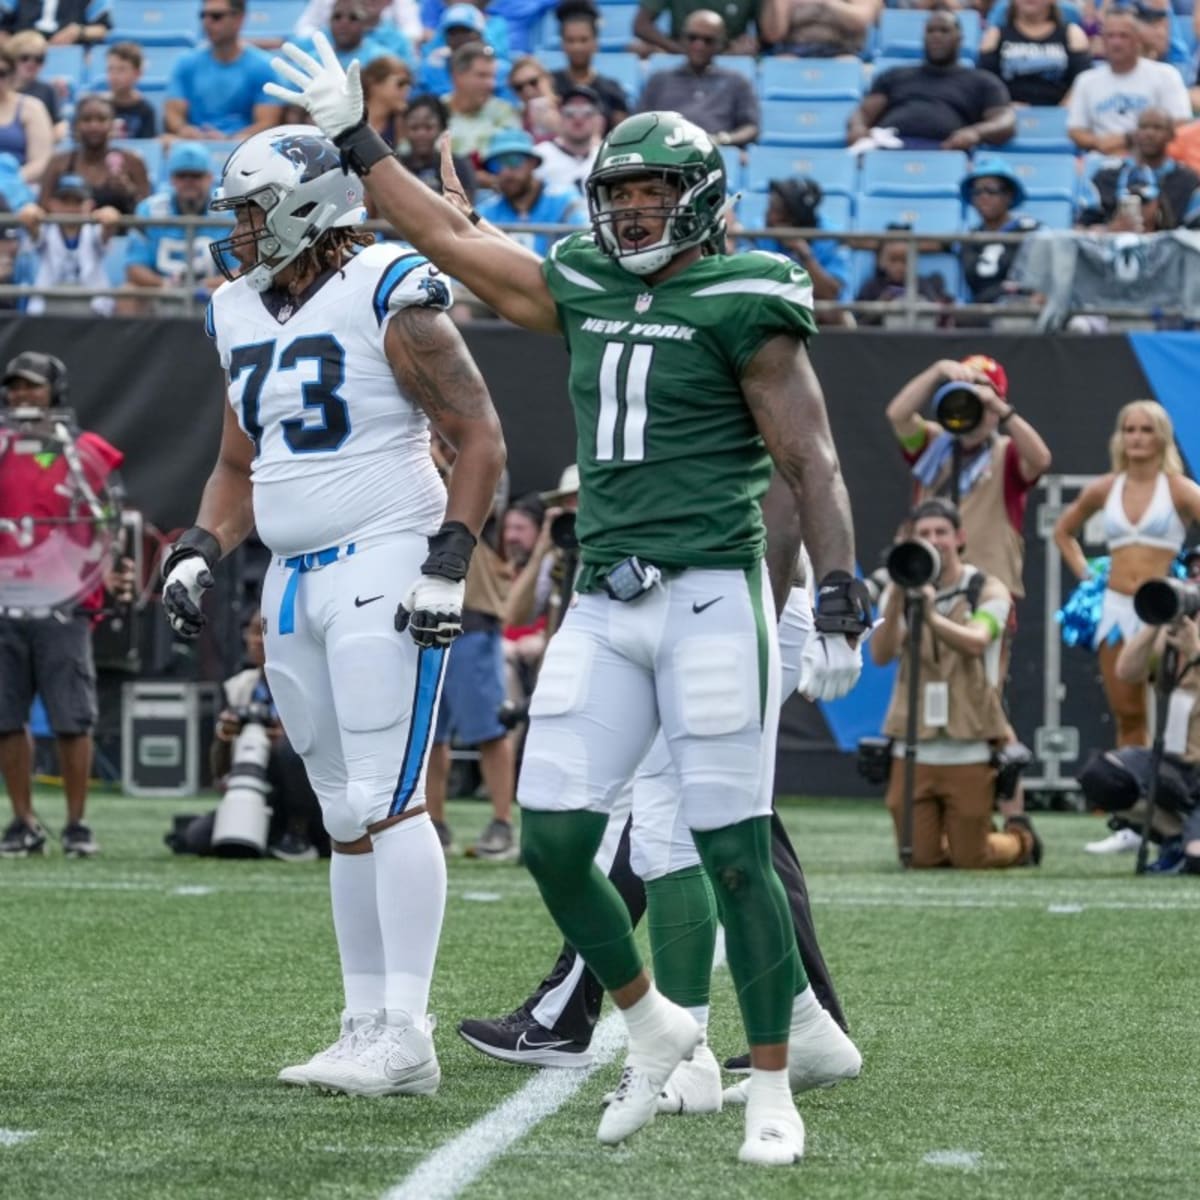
[167,45,277,135]
[126,190,234,281]
[293,32,405,73]
[477,185,586,257]
[752,218,851,301]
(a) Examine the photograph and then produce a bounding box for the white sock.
[620,985,671,1043]
[791,984,821,1030]
[329,849,386,1015]
[373,813,446,1026]
[685,1005,710,1037]
[747,1067,792,1107]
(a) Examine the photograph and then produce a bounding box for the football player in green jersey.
[269,34,870,1167]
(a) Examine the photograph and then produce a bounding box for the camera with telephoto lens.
[211,703,275,857]
[549,510,578,552]
[857,736,893,786]
[497,698,530,731]
[1133,578,1200,626]
[932,380,985,437]
[886,538,941,591]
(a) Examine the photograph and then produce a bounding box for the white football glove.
[265,33,363,141]
[796,632,862,702]
[162,554,214,640]
[395,576,466,648]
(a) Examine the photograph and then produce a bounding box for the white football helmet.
[210,124,367,292]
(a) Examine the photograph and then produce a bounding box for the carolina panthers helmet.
[210,125,367,292]
[586,111,727,277]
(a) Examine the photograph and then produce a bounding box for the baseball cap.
[167,141,213,176]
[52,173,92,200]
[539,463,580,503]
[560,83,600,108]
[960,354,1007,399]
[440,3,486,32]
[483,128,539,169]
[4,351,58,388]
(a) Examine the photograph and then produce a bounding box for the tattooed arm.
[741,334,856,584]
[385,306,507,536]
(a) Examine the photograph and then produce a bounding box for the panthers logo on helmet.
[270,134,342,183]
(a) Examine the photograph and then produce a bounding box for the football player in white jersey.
[160,126,506,1097]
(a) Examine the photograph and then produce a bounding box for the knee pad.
[329,635,414,733]
[528,632,593,718]
[263,662,316,755]
[671,635,756,737]
[321,795,366,844]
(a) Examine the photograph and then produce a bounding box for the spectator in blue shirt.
[417,2,511,97]
[293,1,402,72]
[476,128,586,257]
[125,141,231,308]
[165,0,283,140]
[421,0,510,57]
[751,177,849,307]
[0,0,110,44]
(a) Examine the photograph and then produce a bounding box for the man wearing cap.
[165,0,283,140]
[534,83,602,194]
[1077,107,1200,232]
[17,171,119,315]
[959,156,1041,308]
[638,10,759,148]
[416,3,506,97]
[124,142,231,310]
[295,1,396,73]
[0,352,132,859]
[444,42,518,161]
[477,128,586,256]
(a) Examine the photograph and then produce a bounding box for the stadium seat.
[648,54,757,89]
[1009,106,1074,154]
[759,57,863,101]
[243,0,309,42]
[854,195,963,234]
[538,4,643,50]
[759,98,855,147]
[746,145,857,196]
[821,193,852,229]
[1002,152,1078,202]
[737,189,767,231]
[43,45,86,88]
[88,43,188,88]
[1022,197,1075,229]
[109,0,199,46]
[113,138,164,183]
[591,52,642,102]
[205,141,241,177]
[537,49,567,71]
[860,150,969,198]
[720,144,743,190]
[876,9,981,61]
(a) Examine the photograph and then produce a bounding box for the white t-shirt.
[1066,59,1191,137]
[535,140,599,196]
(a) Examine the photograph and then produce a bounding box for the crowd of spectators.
[0,0,1198,319]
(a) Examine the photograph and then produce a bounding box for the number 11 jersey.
[542,232,818,592]
[206,242,450,557]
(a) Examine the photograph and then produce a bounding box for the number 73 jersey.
[542,232,819,587]
[205,242,450,558]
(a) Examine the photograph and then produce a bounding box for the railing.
[0,214,1188,328]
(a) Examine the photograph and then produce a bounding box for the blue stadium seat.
[759,57,863,101]
[720,144,743,190]
[1022,197,1074,229]
[88,43,189,88]
[821,193,852,228]
[1009,106,1074,154]
[737,189,767,231]
[591,52,642,102]
[746,145,857,196]
[877,9,981,61]
[861,150,969,198]
[760,98,854,147]
[537,49,567,71]
[43,45,86,88]
[205,141,241,177]
[1002,151,1078,202]
[854,195,963,233]
[243,0,309,42]
[110,0,199,46]
[849,246,960,302]
[113,138,164,183]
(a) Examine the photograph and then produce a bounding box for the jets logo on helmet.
[209,124,367,293]
[587,111,728,278]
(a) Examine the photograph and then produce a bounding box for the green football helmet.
[586,111,728,277]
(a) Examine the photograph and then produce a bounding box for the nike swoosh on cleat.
[515,1030,573,1053]
[354,595,384,608]
[692,596,723,614]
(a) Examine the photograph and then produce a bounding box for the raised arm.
[266,35,559,334]
[1052,475,1111,581]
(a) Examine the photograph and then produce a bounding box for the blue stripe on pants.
[390,644,447,816]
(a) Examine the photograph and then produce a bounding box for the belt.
[277,542,356,635]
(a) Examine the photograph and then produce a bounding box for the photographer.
[191,609,326,861]
[871,499,1040,869]
[1078,560,1200,874]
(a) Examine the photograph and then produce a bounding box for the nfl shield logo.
[635,293,653,314]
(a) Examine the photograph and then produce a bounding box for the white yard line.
[0,1130,37,1147]
[384,936,728,1200]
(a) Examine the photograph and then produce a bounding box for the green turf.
[2,791,1198,1199]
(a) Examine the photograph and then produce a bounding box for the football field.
[3,790,1199,1200]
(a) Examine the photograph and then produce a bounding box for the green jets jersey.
[541,231,818,591]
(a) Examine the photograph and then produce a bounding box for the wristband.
[334,120,393,177]
[814,570,872,637]
[421,520,477,583]
[997,407,1015,428]
[162,525,220,580]
[468,210,482,226]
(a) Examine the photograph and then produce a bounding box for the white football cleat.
[724,1009,862,1105]
[738,1102,805,1167]
[597,1002,701,1144]
[1084,828,1140,854]
[307,1012,440,1097]
[656,1043,723,1115]
[278,1011,377,1086]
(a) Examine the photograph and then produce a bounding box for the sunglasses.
[971,184,1007,197]
[561,105,596,118]
[491,153,532,170]
[200,9,234,20]
[684,32,719,43]
[331,10,362,18]
[18,54,45,64]
[512,76,541,92]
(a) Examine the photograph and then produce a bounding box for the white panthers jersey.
[206,242,451,557]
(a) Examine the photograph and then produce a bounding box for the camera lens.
[549,511,578,552]
[932,382,984,436]
[886,538,941,590]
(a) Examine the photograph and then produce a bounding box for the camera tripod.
[1136,641,1178,875]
